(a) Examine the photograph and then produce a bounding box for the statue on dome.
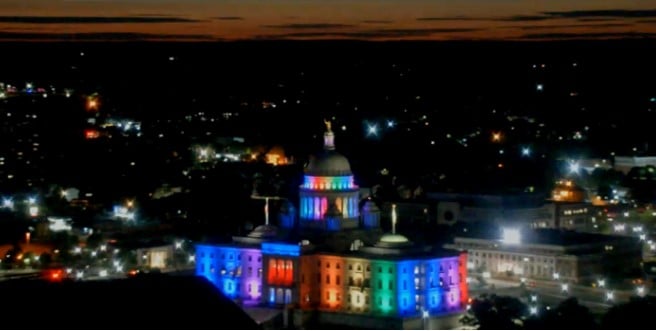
[324,119,332,132]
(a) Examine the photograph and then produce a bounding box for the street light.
[606,291,614,302]
[553,272,560,280]
[530,295,538,303]
[529,306,538,316]
[561,283,569,293]
[421,309,429,330]
[598,279,605,288]
[637,286,646,297]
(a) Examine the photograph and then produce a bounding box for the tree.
[463,294,527,329]
[85,233,103,249]
[525,297,597,330]
[602,296,656,329]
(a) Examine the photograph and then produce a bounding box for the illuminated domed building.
[196,122,468,329]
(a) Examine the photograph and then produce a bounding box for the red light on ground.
[46,269,64,282]
[85,129,100,139]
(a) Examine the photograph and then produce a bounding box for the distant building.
[446,226,642,284]
[136,243,175,270]
[196,124,467,329]
[614,156,656,174]
[429,191,594,232]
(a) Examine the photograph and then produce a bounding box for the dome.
[305,151,352,177]
[248,225,279,239]
[379,233,410,244]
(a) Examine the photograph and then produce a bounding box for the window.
[336,276,341,285]
[365,296,369,304]
[317,273,321,283]
[349,264,353,270]
[326,291,330,300]
[248,256,252,262]
[366,265,370,272]
[301,274,305,284]
[248,267,253,276]
[377,280,382,289]
[403,268,407,274]
[326,275,330,284]
[403,280,407,290]
[388,267,393,274]
[389,280,393,290]
[337,293,341,301]
[229,254,233,260]
[258,268,262,277]
[378,267,382,273]
[326,262,330,268]
[336,263,341,269]
[356,295,360,303]
[257,256,261,262]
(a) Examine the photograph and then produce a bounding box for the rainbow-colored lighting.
[197,243,469,316]
[302,176,356,190]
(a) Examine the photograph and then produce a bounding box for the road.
[469,278,643,314]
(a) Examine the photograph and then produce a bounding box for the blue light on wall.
[396,260,418,317]
[262,242,300,257]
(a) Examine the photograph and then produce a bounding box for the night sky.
[1,0,656,41]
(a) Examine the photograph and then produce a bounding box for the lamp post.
[422,309,429,330]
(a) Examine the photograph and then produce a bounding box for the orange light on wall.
[317,255,346,311]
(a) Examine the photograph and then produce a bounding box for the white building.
[446,226,642,284]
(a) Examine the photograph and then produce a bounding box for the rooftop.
[454,225,635,247]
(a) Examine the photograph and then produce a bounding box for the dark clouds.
[518,23,633,30]
[262,23,356,29]
[416,16,480,21]
[257,27,482,40]
[214,17,244,21]
[521,31,656,39]
[415,9,656,23]
[543,9,656,19]
[361,20,393,24]
[0,16,200,24]
[0,31,215,41]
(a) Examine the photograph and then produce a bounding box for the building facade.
[196,124,467,329]
[446,227,642,284]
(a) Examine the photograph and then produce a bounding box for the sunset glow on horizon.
[0,1,655,41]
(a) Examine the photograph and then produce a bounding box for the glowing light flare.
[86,96,99,111]
[521,147,531,156]
[491,132,502,142]
[605,291,614,301]
[529,306,538,315]
[367,124,379,136]
[501,228,521,245]
[85,129,100,139]
[568,161,580,174]
[561,283,568,292]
